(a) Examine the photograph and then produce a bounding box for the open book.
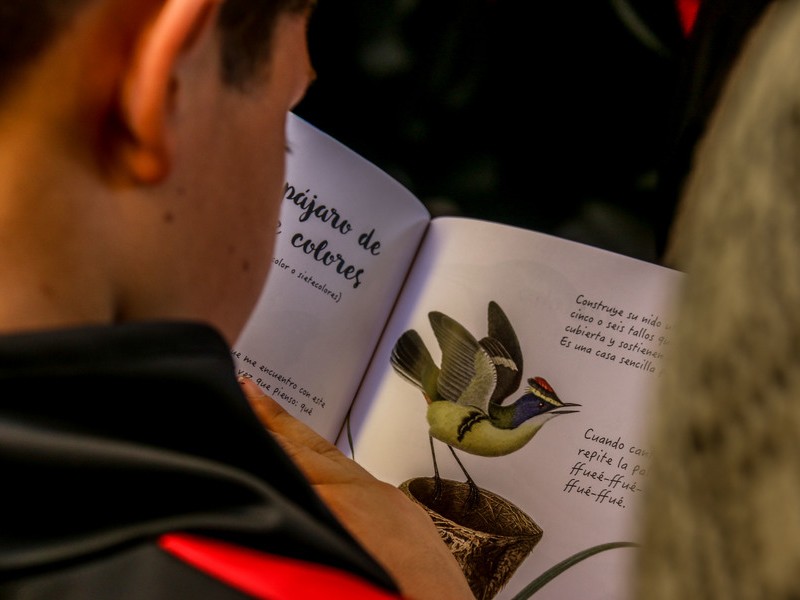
[233,114,683,600]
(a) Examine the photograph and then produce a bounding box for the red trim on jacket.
[158,533,402,600]
[676,0,701,36]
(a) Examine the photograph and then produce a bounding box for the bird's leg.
[447,446,480,511]
[429,435,443,503]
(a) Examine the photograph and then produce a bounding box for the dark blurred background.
[293,1,691,263]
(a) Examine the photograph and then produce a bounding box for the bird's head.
[485,376,580,430]
[515,376,580,420]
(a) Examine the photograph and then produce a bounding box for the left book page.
[232,114,430,442]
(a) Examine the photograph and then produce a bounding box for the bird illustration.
[390,301,579,504]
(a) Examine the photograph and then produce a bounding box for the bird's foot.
[464,478,481,512]
[432,474,444,505]
[447,445,482,511]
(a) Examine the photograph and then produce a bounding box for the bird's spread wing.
[390,330,441,402]
[429,311,496,410]
[482,301,524,404]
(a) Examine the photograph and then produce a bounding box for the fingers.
[237,375,350,466]
[238,375,284,418]
[239,376,308,439]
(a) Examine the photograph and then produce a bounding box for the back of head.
[636,1,800,597]
[0,0,317,341]
[0,2,89,97]
[0,0,314,101]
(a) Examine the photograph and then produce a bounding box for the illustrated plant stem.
[508,541,639,599]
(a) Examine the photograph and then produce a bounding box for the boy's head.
[0,0,316,343]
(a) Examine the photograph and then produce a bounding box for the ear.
[117,0,218,183]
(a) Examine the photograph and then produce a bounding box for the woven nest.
[399,477,543,600]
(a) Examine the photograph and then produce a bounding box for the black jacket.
[0,322,400,599]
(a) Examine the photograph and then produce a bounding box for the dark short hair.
[218,0,314,89]
[0,2,86,95]
[0,0,314,98]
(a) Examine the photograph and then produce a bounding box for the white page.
[342,217,683,600]
[233,114,430,441]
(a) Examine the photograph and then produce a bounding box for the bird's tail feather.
[390,330,440,401]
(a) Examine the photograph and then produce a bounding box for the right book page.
[340,217,683,600]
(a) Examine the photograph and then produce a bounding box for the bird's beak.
[553,402,581,415]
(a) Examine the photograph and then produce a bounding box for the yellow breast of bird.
[426,402,542,457]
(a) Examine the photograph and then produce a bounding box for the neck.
[0,131,119,335]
